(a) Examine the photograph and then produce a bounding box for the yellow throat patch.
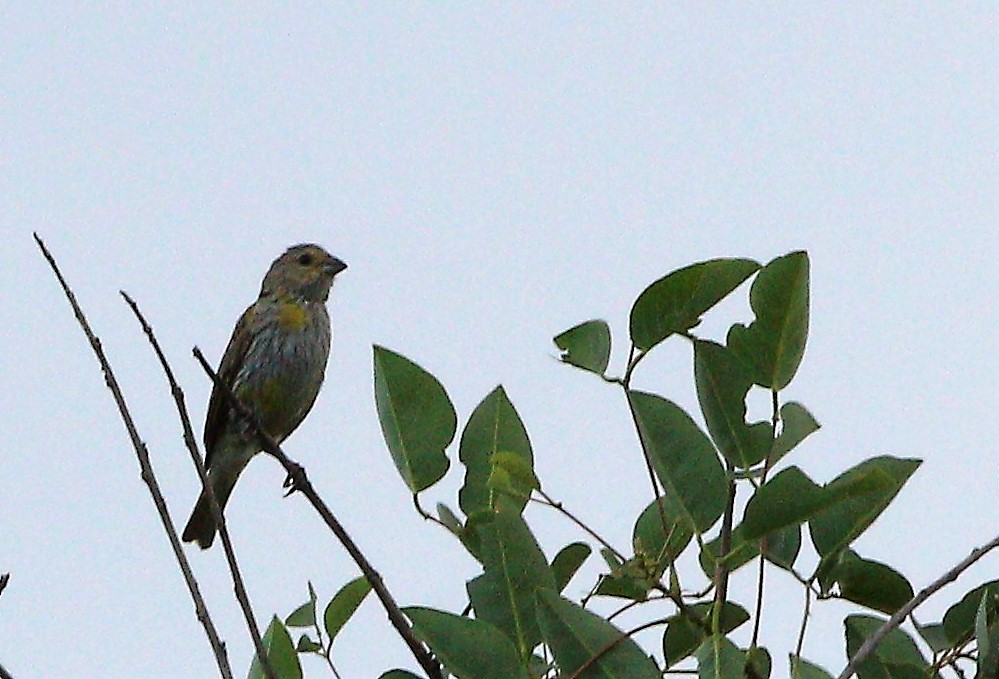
[278,302,308,331]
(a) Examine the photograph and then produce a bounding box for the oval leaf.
[536,589,661,679]
[404,607,529,679]
[829,550,914,615]
[633,495,694,566]
[630,258,760,351]
[323,576,372,644]
[628,391,728,533]
[551,542,592,594]
[741,466,825,541]
[726,251,809,390]
[554,319,612,375]
[663,602,749,667]
[771,402,820,465]
[373,346,455,492]
[459,386,533,515]
[248,616,302,679]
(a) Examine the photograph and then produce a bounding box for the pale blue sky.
[2,4,996,677]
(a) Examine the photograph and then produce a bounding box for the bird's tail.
[182,471,240,549]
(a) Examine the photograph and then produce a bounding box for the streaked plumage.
[182,244,347,549]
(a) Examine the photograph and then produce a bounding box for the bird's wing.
[203,304,256,467]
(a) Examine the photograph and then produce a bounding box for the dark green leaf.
[248,616,302,679]
[694,340,773,468]
[943,580,999,646]
[828,550,914,615]
[536,589,660,679]
[404,607,529,679]
[746,646,771,679]
[378,671,425,679]
[554,319,612,375]
[762,524,802,571]
[594,572,651,601]
[809,456,921,557]
[628,391,728,533]
[373,346,455,492]
[295,634,321,653]
[467,502,555,657]
[459,386,533,516]
[913,622,950,653]
[699,532,759,577]
[285,600,315,629]
[630,258,759,351]
[844,615,933,678]
[437,502,463,536]
[694,635,746,679]
[976,592,999,677]
[726,251,809,390]
[740,467,825,541]
[663,602,749,667]
[551,542,592,593]
[771,402,820,465]
[790,656,834,679]
[634,496,695,567]
[323,576,372,645]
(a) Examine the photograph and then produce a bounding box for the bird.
[182,243,347,549]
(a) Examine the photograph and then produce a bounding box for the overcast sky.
[2,4,996,678]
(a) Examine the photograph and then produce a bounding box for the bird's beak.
[324,256,348,277]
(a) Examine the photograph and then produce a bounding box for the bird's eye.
[297,253,314,266]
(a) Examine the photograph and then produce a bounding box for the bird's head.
[260,243,347,302]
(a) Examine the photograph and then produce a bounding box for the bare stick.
[0,662,13,679]
[192,347,445,679]
[838,533,999,679]
[119,292,278,679]
[0,573,9,600]
[33,234,236,679]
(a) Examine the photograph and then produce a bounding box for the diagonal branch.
[33,233,237,679]
[192,347,445,679]
[119,291,278,679]
[838,532,999,679]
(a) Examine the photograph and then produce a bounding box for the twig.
[562,617,667,679]
[34,234,236,679]
[0,573,9,600]
[192,347,445,679]
[0,662,13,679]
[532,490,627,563]
[119,292,276,679]
[837,532,999,679]
[712,471,736,634]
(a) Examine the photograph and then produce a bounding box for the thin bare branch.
[119,291,277,679]
[192,347,445,679]
[0,662,14,679]
[838,532,999,679]
[34,234,236,679]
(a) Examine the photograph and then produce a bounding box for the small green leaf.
[594,572,652,601]
[633,496,694,567]
[378,671,425,679]
[630,258,759,351]
[247,616,302,679]
[943,580,999,645]
[663,602,749,667]
[436,502,463,536]
[628,391,728,533]
[726,251,809,390]
[844,615,932,676]
[913,622,950,653]
[694,340,773,468]
[827,550,914,615]
[459,386,533,516]
[694,634,746,679]
[551,542,591,593]
[809,456,921,557]
[536,589,661,678]
[554,319,612,375]
[404,607,529,679]
[746,646,771,678]
[771,402,820,465]
[790,656,834,679]
[740,466,825,541]
[373,346,455,492]
[295,634,321,653]
[323,576,372,645]
[285,599,315,629]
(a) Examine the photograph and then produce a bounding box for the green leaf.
[790,656,834,679]
[943,580,999,646]
[663,602,749,667]
[627,391,728,533]
[726,251,809,390]
[551,542,592,593]
[247,616,302,679]
[761,524,801,571]
[467,502,555,657]
[630,258,760,351]
[633,496,695,567]
[323,576,372,645]
[459,386,534,516]
[594,572,652,601]
[437,502,463,535]
[809,456,921,557]
[694,635,746,679]
[373,346,455,492]
[698,532,759,577]
[843,615,933,678]
[295,634,321,653]
[694,340,773,468]
[976,592,999,677]
[913,622,950,653]
[378,671,425,679]
[740,466,825,541]
[746,646,771,679]
[554,319,612,375]
[536,589,661,679]
[488,450,540,498]
[828,550,914,615]
[771,402,820,465]
[285,597,315,629]
[404,607,529,679]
